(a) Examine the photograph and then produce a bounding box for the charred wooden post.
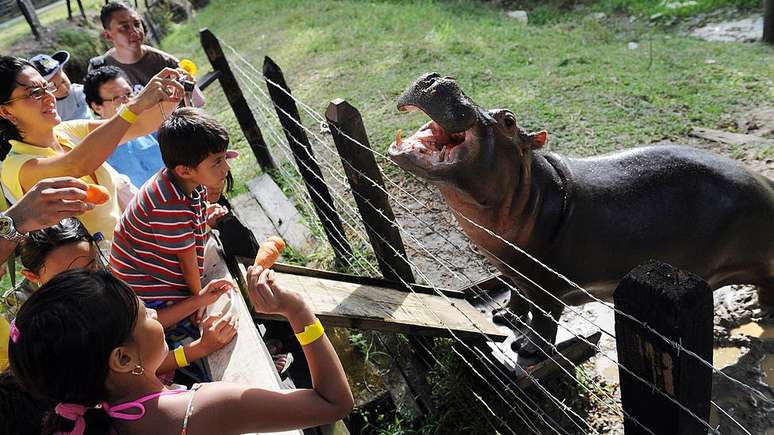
[199,28,277,172]
[16,0,42,40]
[765,0,774,43]
[614,260,713,435]
[325,99,414,284]
[75,0,85,19]
[263,57,352,267]
[325,99,437,418]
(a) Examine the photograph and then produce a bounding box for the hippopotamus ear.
[527,130,548,150]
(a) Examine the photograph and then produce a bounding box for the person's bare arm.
[192,267,353,433]
[154,278,233,328]
[17,70,184,192]
[156,312,237,374]
[178,245,202,294]
[0,178,92,264]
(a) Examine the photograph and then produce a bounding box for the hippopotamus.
[388,72,774,365]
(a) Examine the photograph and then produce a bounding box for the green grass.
[159,0,773,192]
[0,0,105,52]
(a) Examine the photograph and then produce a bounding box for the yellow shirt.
[0,316,9,370]
[1,120,122,240]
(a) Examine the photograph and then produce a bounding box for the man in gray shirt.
[30,51,91,121]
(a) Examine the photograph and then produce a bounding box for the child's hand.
[246,266,306,317]
[199,311,238,353]
[194,278,234,323]
[206,203,228,227]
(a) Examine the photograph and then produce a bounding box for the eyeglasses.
[107,91,134,105]
[1,82,57,105]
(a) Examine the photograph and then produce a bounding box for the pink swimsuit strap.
[102,389,188,421]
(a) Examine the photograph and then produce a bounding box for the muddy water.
[713,347,746,369]
[731,322,774,340]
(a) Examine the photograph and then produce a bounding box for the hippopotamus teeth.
[395,129,402,147]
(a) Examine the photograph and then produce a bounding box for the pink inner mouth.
[394,121,469,164]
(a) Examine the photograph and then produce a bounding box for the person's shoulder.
[144,45,179,63]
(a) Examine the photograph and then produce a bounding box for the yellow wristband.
[174,346,189,368]
[295,319,324,346]
[118,105,138,124]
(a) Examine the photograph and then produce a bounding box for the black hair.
[157,107,230,170]
[0,56,34,161]
[82,66,127,108]
[0,369,51,435]
[99,1,135,29]
[19,217,92,274]
[8,269,139,434]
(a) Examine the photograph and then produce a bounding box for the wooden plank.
[201,237,302,435]
[198,70,222,91]
[246,174,312,252]
[270,262,464,300]
[689,127,774,147]
[266,270,507,342]
[229,192,277,242]
[514,332,600,389]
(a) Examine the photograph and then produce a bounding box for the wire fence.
[207,36,767,434]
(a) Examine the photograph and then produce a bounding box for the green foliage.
[52,25,107,82]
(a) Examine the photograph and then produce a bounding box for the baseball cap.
[29,51,70,81]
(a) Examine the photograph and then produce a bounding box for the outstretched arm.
[190,267,353,433]
[17,69,184,193]
[0,177,92,263]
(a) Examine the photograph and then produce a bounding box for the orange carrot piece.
[254,236,286,269]
[85,184,110,205]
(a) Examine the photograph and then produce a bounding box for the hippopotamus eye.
[504,114,516,127]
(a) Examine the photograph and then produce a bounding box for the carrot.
[254,236,286,269]
[85,184,110,205]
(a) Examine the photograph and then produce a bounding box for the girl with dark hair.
[8,267,353,434]
[0,56,183,241]
[18,217,100,286]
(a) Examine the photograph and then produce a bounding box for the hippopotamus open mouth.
[388,73,493,179]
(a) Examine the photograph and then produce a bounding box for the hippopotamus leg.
[492,288,530,326]
[511,287,565,367]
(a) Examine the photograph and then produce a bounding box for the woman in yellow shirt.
[0,56,184,240]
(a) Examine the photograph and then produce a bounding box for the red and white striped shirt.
[110,168,208,301]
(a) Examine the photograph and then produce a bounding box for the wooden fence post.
[263,57,352,267]
[16,0,42,40]
[325,99,414,284]
[764,0,774,43]
[199,28,277,172]
[614,260,713,435]
[66,0,72,20]
[76,0,85,19]
[325,99,436,419]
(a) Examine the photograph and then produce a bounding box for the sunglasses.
[2,82,58,105]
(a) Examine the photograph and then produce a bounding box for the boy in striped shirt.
[110,107,237,374]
